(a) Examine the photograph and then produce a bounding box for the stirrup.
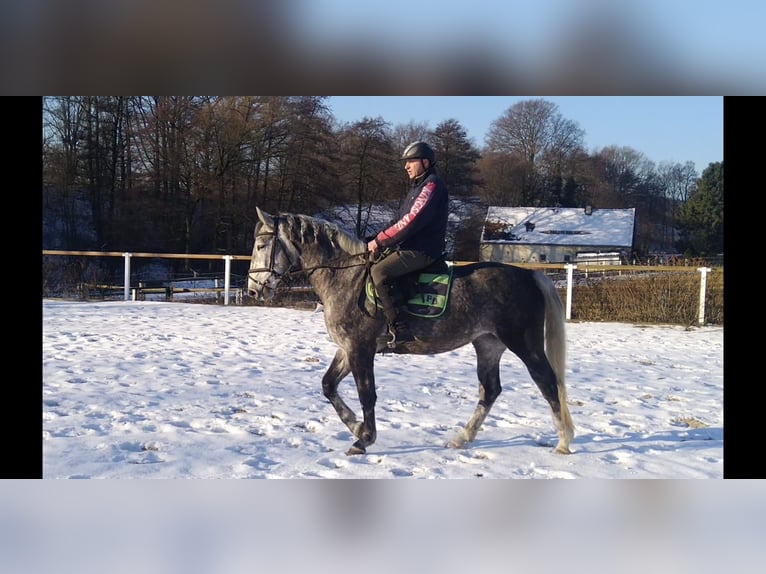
[386,326,398,349]
[376,323,400,349]
[375,323,397,348]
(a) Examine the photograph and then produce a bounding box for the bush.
[564,268,723,325]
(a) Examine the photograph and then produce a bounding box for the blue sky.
[6,2,761,94]
[293,1,763,91]
[327,96,723,174]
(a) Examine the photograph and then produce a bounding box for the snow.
[15,299,760,573]
[42,299,723,479]
[483,206,637,247]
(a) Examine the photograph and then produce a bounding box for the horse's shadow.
[348,426,723,457]
[336,432,554,457]
[567,426,723,454]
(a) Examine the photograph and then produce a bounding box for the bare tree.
[280,96,338,214]
[655,160,699,251]
[336,117,398,237]
[475,151,527,206]
[485,98,584,205]
[43,97,85,247]
[391,121,431,156]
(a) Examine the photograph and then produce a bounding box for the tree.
[431,118,481,196]
[336,117,398,237]
[475,151,527,206]
[279,96,338,216]
[430,119,483,260]
[485,98,584,205]
[656,160,698,251]
[677,162,723,256]
[43,97,87,247]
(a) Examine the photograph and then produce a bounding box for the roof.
[482,206,635,248]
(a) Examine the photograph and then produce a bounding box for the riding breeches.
[370,250,434,322]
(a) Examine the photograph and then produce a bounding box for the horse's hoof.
[346,444,366,455]
[447,430,469,449]
[447,438,467,449]
[554,445,572,454]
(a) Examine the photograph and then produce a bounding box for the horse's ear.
[256,206,274,227]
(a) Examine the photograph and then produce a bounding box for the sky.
[295,1,763,86]
[4,2,763,93]
[43,299,723,479]
[291,1,764,92]
[327,96,723,174]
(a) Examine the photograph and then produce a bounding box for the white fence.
[43,250,251,306]
[42,250,716,324]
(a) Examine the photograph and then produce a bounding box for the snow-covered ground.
[43,299,723,479]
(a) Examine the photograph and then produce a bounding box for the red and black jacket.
[373,168,448,259]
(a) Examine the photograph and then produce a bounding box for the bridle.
[247,215,372,292]
[247,216,297,290]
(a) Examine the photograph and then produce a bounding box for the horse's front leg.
[322,349,364,440]
[321,347,378,455]
[345,347,378,455]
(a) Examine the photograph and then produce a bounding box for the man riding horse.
[366,141,449,348]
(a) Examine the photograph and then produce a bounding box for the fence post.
[223,255,233,306]
[697,267,712,325]
[123,253,132,301]
[564,264,576,320]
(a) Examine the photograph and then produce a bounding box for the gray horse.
[248,207,574,456]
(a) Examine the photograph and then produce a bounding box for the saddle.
[366,259,454,318]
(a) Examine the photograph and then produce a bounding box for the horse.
[247,207,574,456]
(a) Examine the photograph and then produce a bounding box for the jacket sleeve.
[375,181,438,248]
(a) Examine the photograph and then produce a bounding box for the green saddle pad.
[366,266,453,318]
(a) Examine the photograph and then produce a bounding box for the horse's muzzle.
[247,283,275,302]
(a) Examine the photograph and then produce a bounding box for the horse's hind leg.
[529,360,573,454]
[513,345,573,454]
[448,335,505,449]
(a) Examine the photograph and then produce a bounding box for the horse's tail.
[532,271,574,434]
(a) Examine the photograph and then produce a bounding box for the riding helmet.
[400,141,435,164]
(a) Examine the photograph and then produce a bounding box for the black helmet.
[400,141,435,164]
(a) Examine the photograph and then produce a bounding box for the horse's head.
[247,207,298,301]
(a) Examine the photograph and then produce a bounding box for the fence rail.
[43,250,250,305]
[43,250,722,325]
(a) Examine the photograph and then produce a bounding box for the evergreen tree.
[677,161,723,256]
[431,118,481,195]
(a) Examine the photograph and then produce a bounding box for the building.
[479,206,636,264]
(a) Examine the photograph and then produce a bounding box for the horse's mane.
[279,212,366,257]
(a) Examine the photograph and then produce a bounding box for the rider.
[367,141,449,347]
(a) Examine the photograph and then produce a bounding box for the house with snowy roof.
[479,206,636,265]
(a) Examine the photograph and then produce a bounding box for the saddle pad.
[366,267,453,318]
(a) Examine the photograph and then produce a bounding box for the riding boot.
[387,314,414,347]
[377,283,414,348]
